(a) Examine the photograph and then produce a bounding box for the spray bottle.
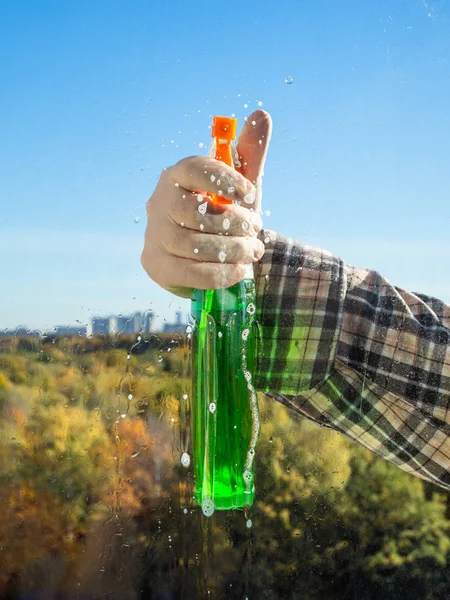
[191,116,260,515]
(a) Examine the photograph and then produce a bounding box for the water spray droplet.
[202,498,215,517]
[285,76,294,84]
[181,452,190,467]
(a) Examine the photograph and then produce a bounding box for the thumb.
[236,110,272,211]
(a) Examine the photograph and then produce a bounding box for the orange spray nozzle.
[212,116,237,141]
[210,116,238,205]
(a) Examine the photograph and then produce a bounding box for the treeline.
[1,335,450,599]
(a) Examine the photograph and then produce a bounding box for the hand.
[141,110,272,298]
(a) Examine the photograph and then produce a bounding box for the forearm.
[255,230,450,490]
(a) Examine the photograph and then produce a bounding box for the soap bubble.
[246,303,255,315]
[243,469,252,483]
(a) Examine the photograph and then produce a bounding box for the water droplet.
[181,452,190,467]
[243,469,252,483]
[121,413,126,419]
[258,139,262,145]
[244,192,255,204]
[257,100,263,106]
[244,103,248,108]
[222,218,230,230]
[285,76,294,84]
[202,498,215,517]
[126,354,131,360]
[197,194,204,202]
[242,328,249,341]
[264,209,271,216]
[246,519,253,528]
[183,508,188,514]
[174,182,179,187]
[209,402,216,413]
[242,221,249,231]
[128,394,133,400]
[227,186,235,194]
[186,325,192,334]
[251,120,256,126]
[218,251,226,263]
[131,450,140,458]
[199,223,204,231]
[246,303,255,315]
[264,236,271,244]
[183,393,189,400]
[198,202,207,215]
[133,217,140,223]
[194,248,199,254]
[199,142,204,148]
[180,221,185,227]
[210,174,216,182]
[218,331,223,338]
[217,190,223,196]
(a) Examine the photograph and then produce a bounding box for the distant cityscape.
[1,311,192,338]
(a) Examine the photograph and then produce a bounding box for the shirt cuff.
[253,230,348,395]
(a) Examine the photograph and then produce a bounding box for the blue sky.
[1,0,449,330]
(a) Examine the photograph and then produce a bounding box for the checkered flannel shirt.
[254,231,450,491]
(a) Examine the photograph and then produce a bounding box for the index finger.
[168,156,256,204]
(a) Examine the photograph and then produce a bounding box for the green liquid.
[191,278,259,514]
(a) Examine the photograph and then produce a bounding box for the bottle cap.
[212,116,237,140]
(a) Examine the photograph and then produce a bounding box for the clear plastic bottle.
[191,116,260,515]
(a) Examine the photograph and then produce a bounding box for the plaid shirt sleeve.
[254,230,450,491]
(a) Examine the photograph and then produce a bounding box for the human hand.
[141,110,272,298]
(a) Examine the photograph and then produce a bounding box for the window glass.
[1,1,449,598]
